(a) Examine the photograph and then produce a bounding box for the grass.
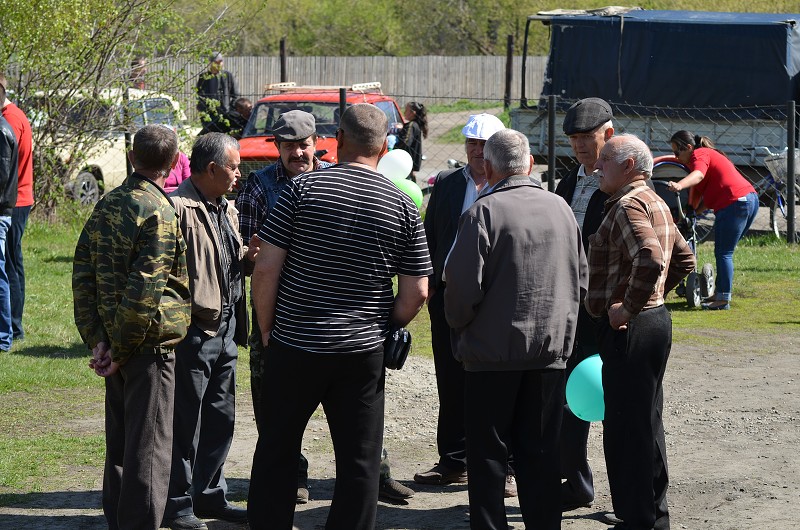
[1,211,798,500]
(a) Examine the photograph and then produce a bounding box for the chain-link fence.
[513,96,799,243]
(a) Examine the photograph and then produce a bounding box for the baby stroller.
[650,160,715,308]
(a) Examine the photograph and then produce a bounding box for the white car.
[35,89,198,204]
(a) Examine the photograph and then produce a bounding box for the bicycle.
[749,146,800,241]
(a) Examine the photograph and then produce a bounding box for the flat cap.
[272,110,316,141]
[563,98,613,135]
[462,113,505,140]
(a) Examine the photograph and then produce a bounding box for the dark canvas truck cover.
[536,10,800,116]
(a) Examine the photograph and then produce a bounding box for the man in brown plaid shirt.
[585,134,695,530]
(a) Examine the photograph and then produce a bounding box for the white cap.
[461,113,505,140]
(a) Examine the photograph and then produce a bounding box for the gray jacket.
[444,175,588,372]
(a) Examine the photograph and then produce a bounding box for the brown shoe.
[504,475,518,498]
[413,463,468,485]
[379,478,415,501]
[296,486,309,504]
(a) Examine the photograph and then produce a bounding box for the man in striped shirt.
[247,103,432,529]
[586,135,694,530]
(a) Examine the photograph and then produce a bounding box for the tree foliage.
[0,0,226,214]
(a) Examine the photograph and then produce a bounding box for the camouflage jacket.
[73,172,191,363]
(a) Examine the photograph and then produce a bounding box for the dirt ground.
[1,328,798,530]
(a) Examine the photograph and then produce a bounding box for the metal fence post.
[788,100,797,243]
[504,35,513,111]
[547,95,556,191]
[280,38,287,83]
[339,88,346,127]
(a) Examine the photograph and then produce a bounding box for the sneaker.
[379,478,415,501]
[413,463,468,485]
[504,475,518,498]
[163,515,208,530]
[296,486,309,504]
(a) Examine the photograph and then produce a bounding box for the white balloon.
[377,149,413,182]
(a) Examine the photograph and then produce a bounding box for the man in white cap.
[414,113,519,496]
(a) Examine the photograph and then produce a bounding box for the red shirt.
[688,147,755,212]
[1,103,33,207]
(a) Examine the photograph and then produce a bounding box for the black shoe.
[163,515,208,530]
[194,504,248,523]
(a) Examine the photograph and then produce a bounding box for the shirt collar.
[604,179,649,208]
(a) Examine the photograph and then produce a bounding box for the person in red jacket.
[0,72,30,342]
[666,130,758,310]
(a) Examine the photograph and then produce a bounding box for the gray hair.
[609,133,653,178]
[483,129,531,176]
[190,133,240,174]
[340,103,388,157]
[132,124,179,177]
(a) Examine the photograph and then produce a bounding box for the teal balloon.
[566,354,604,422]
[394,178,423,210]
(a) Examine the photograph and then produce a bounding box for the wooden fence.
[164,55,547,107]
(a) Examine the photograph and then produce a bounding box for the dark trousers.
[560,308,599,505]
[6,205,29,340]
[465,369,564,530]
[428,287,467,471]
[249,302,309,485]
[166,307,238,518]
[599,305,671,530]
[248,340,385,530]
[103,352,175,530]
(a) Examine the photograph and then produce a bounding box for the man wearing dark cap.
[554,97,615,517]
[196,52,239,135]
[236,109,329,504]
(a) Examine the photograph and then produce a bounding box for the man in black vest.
[196,52,239,135]
[554,97,616,520]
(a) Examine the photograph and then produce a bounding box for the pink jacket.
[164,152,190,193]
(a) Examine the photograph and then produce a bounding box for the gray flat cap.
[563,98,613,135]
[272,110,316,141]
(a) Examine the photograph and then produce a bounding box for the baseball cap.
[462,113,505,140]
[563,98,613,135]
[272,110,316,141]
[209,52,223,63]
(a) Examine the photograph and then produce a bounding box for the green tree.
[0,0,225,214]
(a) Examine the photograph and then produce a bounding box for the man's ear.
[526,154,535,176]
[605,127,614,141]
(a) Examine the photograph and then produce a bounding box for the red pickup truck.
[237,82,405,181]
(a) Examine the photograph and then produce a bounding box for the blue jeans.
[0,215,12,350]
[713,192,758,301]
[6,205,31,340]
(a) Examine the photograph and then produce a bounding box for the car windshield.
[243,101,340,138]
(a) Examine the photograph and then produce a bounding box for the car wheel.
[700,263,715,300]
[73,172,100,205]
[686,271,702,308]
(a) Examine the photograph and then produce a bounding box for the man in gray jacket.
[444,129,587,530]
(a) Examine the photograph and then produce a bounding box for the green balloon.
[393,178,423,210]
[566,354,605,422]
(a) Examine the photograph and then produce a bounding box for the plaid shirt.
[236,157,331,244]
[585,180,695,318]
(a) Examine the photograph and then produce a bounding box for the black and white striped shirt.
[258,163,432,354]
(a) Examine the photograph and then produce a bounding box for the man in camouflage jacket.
[73,124,191,530]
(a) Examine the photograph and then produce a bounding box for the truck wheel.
[73,172,101,205]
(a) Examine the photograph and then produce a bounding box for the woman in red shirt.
[666,130,758,310]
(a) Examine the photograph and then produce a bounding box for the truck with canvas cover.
[511,8,800,178]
